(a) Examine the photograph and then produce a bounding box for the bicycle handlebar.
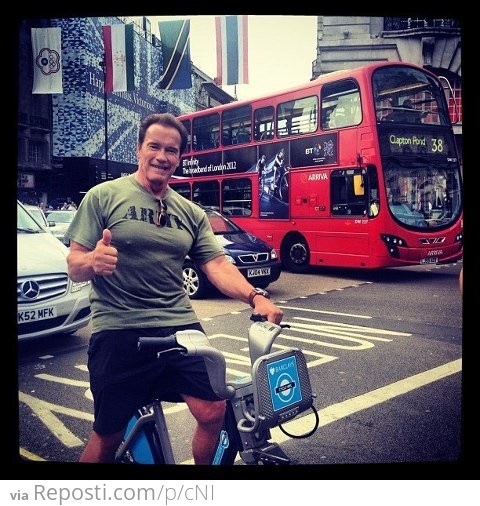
[137,314,287,401]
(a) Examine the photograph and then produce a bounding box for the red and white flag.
[31,27,63,94]
[215,15,249,86]
[102,24,135,93]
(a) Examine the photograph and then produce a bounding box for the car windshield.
[17,202,43,233]
[47,211,75,223]
[204,208,242,234]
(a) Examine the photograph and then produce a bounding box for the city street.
[15,261,464,478]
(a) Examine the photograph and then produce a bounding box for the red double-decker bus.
[172,61,463,272]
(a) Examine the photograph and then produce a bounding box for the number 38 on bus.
[171,61,463,272]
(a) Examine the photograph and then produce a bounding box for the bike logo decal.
[267,355,302,411]
[212,429,229,465]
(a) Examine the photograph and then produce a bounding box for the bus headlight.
[380,234,408,258]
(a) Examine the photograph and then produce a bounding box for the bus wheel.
[183,260,210,299]
[283,236,310,273]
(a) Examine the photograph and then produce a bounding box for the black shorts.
[87,324,222,435]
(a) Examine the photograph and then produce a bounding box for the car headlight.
[71,280,90,293]
[224,254,236,264]
[271,249,278,260]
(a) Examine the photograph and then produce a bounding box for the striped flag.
[102,24,135,93]
[31,27,63,94]
[158,19,192,90]
[215,15,249,86]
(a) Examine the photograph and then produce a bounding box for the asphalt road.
[15,261,465,479]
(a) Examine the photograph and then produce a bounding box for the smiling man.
[65,113,283,465]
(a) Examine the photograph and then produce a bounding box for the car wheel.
[182,261,210,299]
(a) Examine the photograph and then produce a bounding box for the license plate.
[420,257,438,264]
[18,307,57,323]
[247,267,271,277]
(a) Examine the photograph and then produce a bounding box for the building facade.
[17,16,234,207]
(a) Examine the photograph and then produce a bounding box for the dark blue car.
[183,206,282,299]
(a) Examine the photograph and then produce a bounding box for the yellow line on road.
[19,447,46,461]
[34,373,90,387]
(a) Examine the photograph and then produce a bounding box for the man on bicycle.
[65,113,284,464]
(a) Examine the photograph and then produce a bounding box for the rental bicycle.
[115,314,319,465]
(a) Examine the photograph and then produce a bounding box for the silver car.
[22,204,50,230]
[17,201,91,340]
[44,209,76,246]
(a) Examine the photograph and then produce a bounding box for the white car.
[22,204,50,230]
[17,200,91,340]
[44,209,76,246]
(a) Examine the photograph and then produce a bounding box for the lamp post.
[100,59,109,179]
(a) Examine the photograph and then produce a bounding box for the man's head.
[136,113,189,194]
[138,113,189,155]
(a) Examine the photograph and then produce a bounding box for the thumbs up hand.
[92,229,118,276]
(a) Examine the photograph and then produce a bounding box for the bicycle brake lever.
[251,313,290,329]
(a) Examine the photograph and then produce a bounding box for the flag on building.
[102,24,135,93]
[215,15,249,86]
[31,27,63,94]
[158,19,192,90]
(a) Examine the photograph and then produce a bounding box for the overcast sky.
[151,15,318,101]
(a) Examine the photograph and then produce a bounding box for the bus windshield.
[373,65,461,230]
[383,159,462,228]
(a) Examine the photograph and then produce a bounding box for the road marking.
[19,447,46,461]
[34,373,90,387]
[270,358,462,442]
[278,305,372,319]
[291,317,410,337]
[180,358,462,464]
[19,391,93,447]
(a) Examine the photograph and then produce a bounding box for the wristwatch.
[248,287,270,308]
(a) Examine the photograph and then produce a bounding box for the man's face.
[136,123,181,188]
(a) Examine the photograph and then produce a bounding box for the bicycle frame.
[115,318,317,465]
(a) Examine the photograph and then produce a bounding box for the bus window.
[170,182,191,200]
[373,66,448,126]
[331,169,367,216]
[192,113,220,151]
[277,96,318,137]
[221,178,252,217]
[254,106,275,141]
[321,80,361,130]
[193,180,220,210]
[180,119,191,153]
[222,105,252,146]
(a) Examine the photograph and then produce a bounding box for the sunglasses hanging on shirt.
[154,199,167,227]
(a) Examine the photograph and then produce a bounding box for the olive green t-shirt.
[65,174,224,332]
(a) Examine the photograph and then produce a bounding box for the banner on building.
[102,24,135,93]
[31,27,63,94]
[158,19,192,90]
[215,15,249,86]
